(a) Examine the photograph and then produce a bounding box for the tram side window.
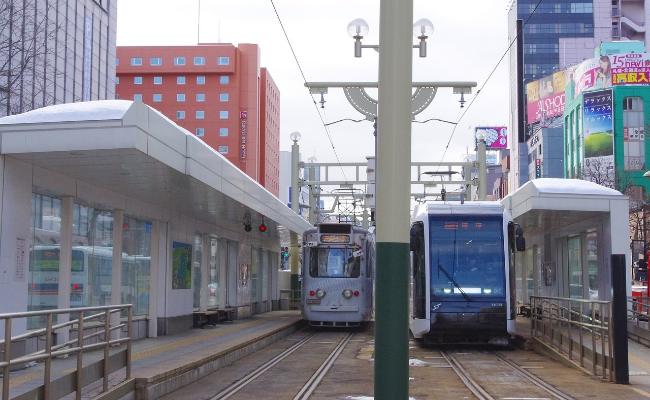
[410,222,426,319]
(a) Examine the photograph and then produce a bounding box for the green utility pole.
[375,0,413,398]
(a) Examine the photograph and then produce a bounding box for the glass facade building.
[515,0,595,84]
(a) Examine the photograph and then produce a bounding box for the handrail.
[530,295,613,381]
[1,304,132,400]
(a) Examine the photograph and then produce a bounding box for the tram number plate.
[306,299,321,305]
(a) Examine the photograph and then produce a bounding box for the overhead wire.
[269,0,348,182]
[437,0,546,165]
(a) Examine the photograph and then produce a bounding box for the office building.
[0,0,117,116]
[116,44,280,196]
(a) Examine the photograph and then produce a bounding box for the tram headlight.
[316,289,326,298]
[483,288,492,294]
[342,289,353,299]
[443,288,452,294]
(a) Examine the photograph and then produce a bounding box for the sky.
[117,0,512,174]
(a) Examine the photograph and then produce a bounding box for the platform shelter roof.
[0,100,312,235]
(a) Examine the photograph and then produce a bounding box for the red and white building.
[116,44,280,196]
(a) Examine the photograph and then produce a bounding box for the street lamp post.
[290,132,302,305]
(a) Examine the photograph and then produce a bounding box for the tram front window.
[309,247,360,278]
[429,215,505,298]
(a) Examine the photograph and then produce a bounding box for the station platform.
[3,311,302,400]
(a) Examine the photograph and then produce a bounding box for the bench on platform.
[193,307,237,328]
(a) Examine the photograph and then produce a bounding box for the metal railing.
[629,295,650,327]
[0,304,133,400]
[530,296,613,380]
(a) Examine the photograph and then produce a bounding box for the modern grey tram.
[409,201,525,344]
[301,223,374,327]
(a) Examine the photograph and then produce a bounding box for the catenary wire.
[437,0,546,165]
[269,0,348,181]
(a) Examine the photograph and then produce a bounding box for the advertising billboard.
[571,52,650,99]
[474,127,508,149]
[526,70,567,126]
[582,89,615,185]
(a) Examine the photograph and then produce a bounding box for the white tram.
[301,223,374,327]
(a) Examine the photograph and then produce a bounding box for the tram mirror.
[410,223,423,252]
[515,225,526,252]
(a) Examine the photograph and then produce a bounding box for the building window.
[218,56,230,66]
[177,93,186,102]
[177,111,185,120]
[196,75,206,85]
[196,128,205,137]
[116,58,119,66]
[130,57,142,66]
[623,97,645,171]
[194,56,206,65]
[219,75,230,85]
[150,57,162,66]
[196,93,205,102]
[196,110,205,120]
[174,56,186,66]
[115,76,120,84]
[153,93,162,102]
[177,76,186,85]
[219,127,229,136]
[219,93,229,102]
[218,145,229,154]
[133,76,143,85]
[219,110,229,120]
[153,76,163,85]
[122,216,152,316]
[133,93,143,101]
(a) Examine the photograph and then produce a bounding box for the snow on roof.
[0,100,132,125]
[523,178,622,196]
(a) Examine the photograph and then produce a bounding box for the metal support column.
[477,138,487,200]
[611,254,629,384]
[375,0,412,398]
[290,138,301,303]
[56,196,74,346]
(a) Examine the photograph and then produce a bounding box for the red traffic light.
[258,223,267,232]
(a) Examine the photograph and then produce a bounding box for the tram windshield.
[309,247,361,278]
[429,215,505,299]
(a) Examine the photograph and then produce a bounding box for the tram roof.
[412,201,504,220]
[0,100,312,235]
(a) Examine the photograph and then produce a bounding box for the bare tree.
[0,0,60,116]
[577,158,616,188]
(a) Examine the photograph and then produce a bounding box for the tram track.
[209,331,353,400]
[440,351,576,400]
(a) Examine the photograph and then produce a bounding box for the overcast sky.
[117,0,511,170]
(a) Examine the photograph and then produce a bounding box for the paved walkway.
[2,310,302,399]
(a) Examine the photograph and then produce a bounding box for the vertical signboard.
[535,159,542,178]
[582,89,614,185]
[240,111,248,161]
[623,98,646,171]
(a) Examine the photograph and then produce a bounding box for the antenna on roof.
[197,0,202,44]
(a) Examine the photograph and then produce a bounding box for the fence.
[530,295,613,380]
[0,304,132,400]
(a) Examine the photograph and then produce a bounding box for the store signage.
[526,71,567,126]
[474,127,508,149]
[535,159,542,178]
[240,111,248,160]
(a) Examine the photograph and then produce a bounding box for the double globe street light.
[347,17,434,58]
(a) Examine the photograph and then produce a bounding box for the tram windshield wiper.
[437,263,471,301]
